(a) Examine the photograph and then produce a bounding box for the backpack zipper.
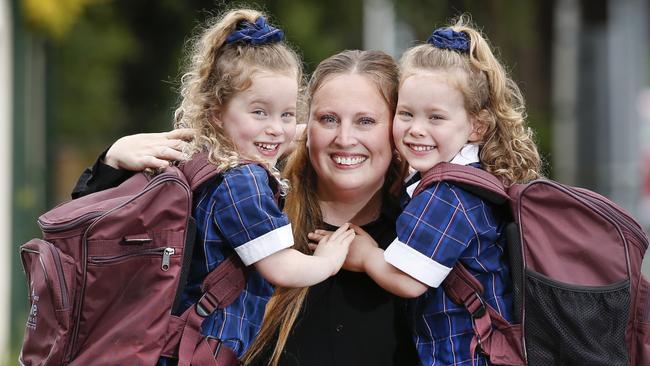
[571,187,649,251]
[526,181,647,253]
[88,247,176,271]
[39,211,104,233]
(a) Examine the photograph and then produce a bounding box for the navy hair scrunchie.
[427,28,470,53]
[226,17,284,45]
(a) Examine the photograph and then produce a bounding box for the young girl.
[311,17,542,366]
[160,8,354,363]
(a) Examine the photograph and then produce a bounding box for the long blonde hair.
[243,50,404,365]
[173,8,303,181]
[400,15,541,185]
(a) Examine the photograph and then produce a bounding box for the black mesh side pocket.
[524,270,629,366]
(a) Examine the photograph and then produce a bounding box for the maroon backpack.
[414,162,650,366]
[18,154,264,366]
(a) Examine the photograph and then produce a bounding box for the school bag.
[414,162,650,366]
[18,153,276,366]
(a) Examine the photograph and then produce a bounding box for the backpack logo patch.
[26,286,38,331]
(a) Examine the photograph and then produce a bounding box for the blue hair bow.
[226,17,284,45]
[427,28,470,53]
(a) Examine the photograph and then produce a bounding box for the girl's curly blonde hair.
[399,15,542,185]
[173,9,303,188]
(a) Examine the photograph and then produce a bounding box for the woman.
[72,50,418,366]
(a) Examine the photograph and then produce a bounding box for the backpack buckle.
[470,292,486,318]
[196,292,218,317]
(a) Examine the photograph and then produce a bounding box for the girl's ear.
[469,116,488,142]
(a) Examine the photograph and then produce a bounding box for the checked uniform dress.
[161,163,294,365]
[384,145,513,366]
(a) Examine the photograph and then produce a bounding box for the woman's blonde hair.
[173,8,303,183]
[400,15,541,185]
[243,50,405,365]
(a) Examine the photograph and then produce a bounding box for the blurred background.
[2,0,650,363]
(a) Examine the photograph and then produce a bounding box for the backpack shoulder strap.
[180,153,281,202]
[179,152,222,191]
[413,162,509,205]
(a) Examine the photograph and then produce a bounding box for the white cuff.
[384,238,452,288]
[235,224,294,266]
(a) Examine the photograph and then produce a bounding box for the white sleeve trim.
[384,238,452,288]
[235,224,294,266]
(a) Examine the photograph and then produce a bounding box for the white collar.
[449,144,480,165]
[404,144,480,198]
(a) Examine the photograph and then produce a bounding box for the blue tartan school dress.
[384,145,513,366]
[162,163,294,364]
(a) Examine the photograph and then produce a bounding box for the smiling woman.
[307,73,393,211]
[245,50,417,366]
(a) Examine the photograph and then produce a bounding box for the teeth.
[255,143,279,151]
[409,144,435,152]
[332,155,367,165]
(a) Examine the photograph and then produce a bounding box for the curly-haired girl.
[155,8,354,365]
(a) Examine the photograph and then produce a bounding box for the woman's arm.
[71,129,193,198]
[103,129,193,170]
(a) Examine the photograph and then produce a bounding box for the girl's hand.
[311,223,355,276]
[342,224,379,272]
[104,128,195,171]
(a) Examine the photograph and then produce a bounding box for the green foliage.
[51,3,135,149]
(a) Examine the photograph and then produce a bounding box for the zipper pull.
[162,248,175,271]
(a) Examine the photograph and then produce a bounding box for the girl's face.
[393,71,480,173]
[307,73,393,198]
[217,71,298,166]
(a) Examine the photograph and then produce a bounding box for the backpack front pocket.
[70,237,183,365]
[19,239,75,366]
[524,269,629,366]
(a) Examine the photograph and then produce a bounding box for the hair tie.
[226,17,284,45]
[427,28,470,53]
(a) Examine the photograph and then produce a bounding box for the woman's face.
[307,73,393,198]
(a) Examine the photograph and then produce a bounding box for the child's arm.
[308,226,428,298]
[254,224,354,287]
[362,246,429,298]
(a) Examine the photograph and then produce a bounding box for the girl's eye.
[397,111,413,120]
[281,112,296,122]
[358,117,376,126]
[429,114,445,121]
[319,114,338,125]
[253,109,268,117]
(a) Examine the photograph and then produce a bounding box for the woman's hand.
[310,223,355,276]
[104,128,195,171]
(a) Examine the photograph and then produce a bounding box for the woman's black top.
[71,154,419,366]
[260,210,419,366]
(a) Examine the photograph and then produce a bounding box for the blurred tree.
[22,0,94,39]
